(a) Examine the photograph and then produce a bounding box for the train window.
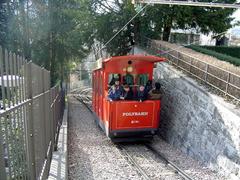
[137,74,149,86]
[123,74,134,85]
[108,74,121,86]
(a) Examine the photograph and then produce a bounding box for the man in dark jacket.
[145,80,152,94]
[136,85,148,102]
[120,84,133,100]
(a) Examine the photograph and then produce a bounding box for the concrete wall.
[134,46,240,179]
[154,63,240,179]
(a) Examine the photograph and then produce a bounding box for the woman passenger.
[108,85,121,101]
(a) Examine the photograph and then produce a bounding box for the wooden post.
[225,72,230,96]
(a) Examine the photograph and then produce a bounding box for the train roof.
[93,55,165,71]
[103,55,165,63]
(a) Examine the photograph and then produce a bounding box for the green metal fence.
[0,47,65,179]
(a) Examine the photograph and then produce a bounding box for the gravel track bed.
[68,97,143,180]
[68,95,227,180]
[151,137,228,180]
[121,144,183,180]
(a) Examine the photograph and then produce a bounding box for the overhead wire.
[95,1,152,57]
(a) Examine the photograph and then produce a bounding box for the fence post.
[176,52,179,67]
[189,58,192,73]
[204,64,209,82]
[0,46,7,179]
[50,88,54,151]
[0,131,7,179]
[41,68,47,156]
[225,72,230,96]
[25,62,36,179]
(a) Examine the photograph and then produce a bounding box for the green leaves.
[0,0,238,84]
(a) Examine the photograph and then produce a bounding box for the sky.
[230,3,240,35]
[232,3,240,24]
[232,10,240,22]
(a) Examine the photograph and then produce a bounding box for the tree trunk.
[49,0,57,85]
[162,24,172,42]
[162,8,174,42]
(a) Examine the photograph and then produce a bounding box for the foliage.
[187,45,240,66]
[90,0,237,56]
[202,46,240,59]
[0,0,94,85]
[0,0,238,83]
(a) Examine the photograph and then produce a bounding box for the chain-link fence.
[0,47,65,179]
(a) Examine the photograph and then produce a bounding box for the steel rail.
[73,87,93,112]
[136,0,240,9]
[115,144,152,180]
[145,144,194,180]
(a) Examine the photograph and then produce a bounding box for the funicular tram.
[92,55,165,141]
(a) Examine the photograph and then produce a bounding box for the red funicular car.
[92,55,165,141]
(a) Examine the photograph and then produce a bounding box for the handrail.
[139,38,240,102]
[151,40,240,79]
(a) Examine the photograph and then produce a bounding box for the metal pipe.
[136,0,240,9]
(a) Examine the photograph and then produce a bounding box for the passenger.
[108,85,121,101]
[145,80,153,94]
[136,85,148,102]
[114,79,124,93]
[109,77,115,86]
[148,82,163,100]
[120,84,133,100]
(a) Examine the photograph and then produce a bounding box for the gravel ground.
[68,96,143,180]
[151,137,227,180]
[68,95,227,180]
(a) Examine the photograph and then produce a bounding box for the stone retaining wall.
[155,63,240,179]
[134,46,240,179]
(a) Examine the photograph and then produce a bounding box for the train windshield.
[137,74,149,86]
[108,73,149,87]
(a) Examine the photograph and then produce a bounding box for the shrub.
[187,45,240,66]
[203,46,240,59]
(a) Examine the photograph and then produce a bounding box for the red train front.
[92,55,165,141]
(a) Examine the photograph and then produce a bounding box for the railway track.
[116,143,151,180]
[116,143,193,180]
[71,87,194,180]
